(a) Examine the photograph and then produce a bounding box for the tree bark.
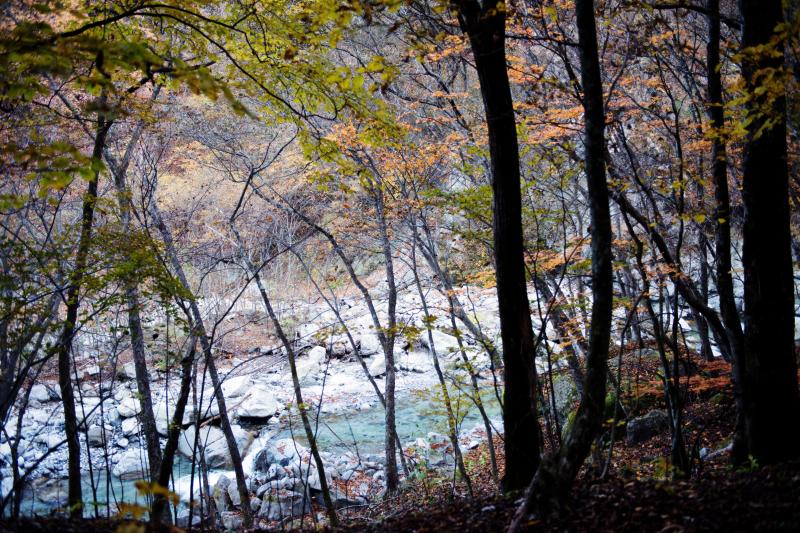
[610,188,732,360]
[150,336,197,525]
[542,0,613,497]
[109,115,163,489]
[250,184,409,483]
[738,0,800,464]
[416,215,500,365]
[454,0,540,491]
[511,0,613,523]
[56,108,111,517]
[706,0,749,457]
[149,200,253,527]
[230,223,338,525]
[370,184,401,493]
[409,234,473,495]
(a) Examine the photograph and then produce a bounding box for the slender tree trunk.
[151,336,197,525]
[230,224,338,525]
[57,109,111,517]
[532,272,586,399]
[511,0,613,523]
[696,245,714,362]
[542,0,613,495]
[289,247,410,466]
[455,0,540,491]
[738,0,800,464]
[412,220,501,482]
[124,286,163,474]
[409,235,472,495]
[416,217,499,363]
[149,200,253,527]
[448,298,501,488]
[706,0,749,458]
[623,214,690,476]
[371,185,401,493]
[11,376,36,518]
[253,185,408,480]
[0,293,58,434]
[109,114,163,488]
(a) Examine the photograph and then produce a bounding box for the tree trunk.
[455,0,540,491]
[109,116,163,489]
[56,109,111,517]
[149,201,253,527]
[738,0,800,464]
[416,216,499,365]
[231,224,338,525]
[150,336,197,525]
[409,235,472,495]
[370,185,402,493]
[252,185,408,481]
[706,0,748,458]
[696,251,715,362]
[543,0,613,496]
[289,246,410,469]
[511,0,613,523]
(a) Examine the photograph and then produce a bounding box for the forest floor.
[330,459,800,532]
[3,358,800,532]
[327,357,800,532]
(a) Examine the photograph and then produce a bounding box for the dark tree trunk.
[57,110,111,517]
[543,0,613,495]
[150,201,254,527]
[696,245,714,362]
[371,185,401,494]
[706,0,749,458]
[511,0,613,524]
[230,224,338,525]
[124,287,163,477]
[454,0,540,492]
[738,0,800,464]
[109,115,163,489]
[150,337,196,525]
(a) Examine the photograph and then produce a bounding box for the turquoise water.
[13,384,501,517]
[14,455,197,518]
[283,388,502,455]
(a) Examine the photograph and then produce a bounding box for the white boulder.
[121,417,139,436]
[155,400,195,436]
[235,386,280,420]
[419,329,460,353]
[117,397,140,418]
[368,353,386,377]
[29,384,52,403]
[295,358,320,382]
[358,333,382,356]
[81,364,101,378]
[221,375,252,398]
[87,425,107,447]
[306,346,327,365]
[112,448,147,480]
[119,362,137,380]
[178,425,254,469]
